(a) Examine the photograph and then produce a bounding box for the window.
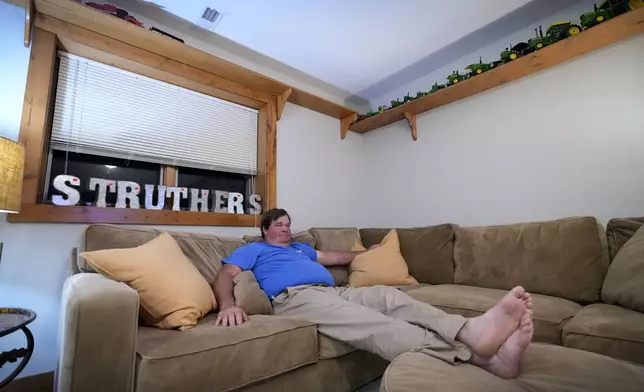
[44,52,262,215]
[12,25,276,226]
[46,150,162,207]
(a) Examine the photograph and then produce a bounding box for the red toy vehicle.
[85,2,144,27]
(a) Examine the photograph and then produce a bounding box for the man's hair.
[261,208,291,239]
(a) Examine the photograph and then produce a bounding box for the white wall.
[370,0,597,108]
[363,33,644,228]
[0,2,29,140]
[0,1,366,379]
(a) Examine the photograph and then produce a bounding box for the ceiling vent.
[197,6,224,30]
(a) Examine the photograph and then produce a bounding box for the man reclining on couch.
[214,208,534,379]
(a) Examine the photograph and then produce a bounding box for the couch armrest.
[57,273,139,392]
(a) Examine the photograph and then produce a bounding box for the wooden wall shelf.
[30,0,356,121]
[350,7,644,135]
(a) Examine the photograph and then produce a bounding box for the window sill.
[7,204,261,227]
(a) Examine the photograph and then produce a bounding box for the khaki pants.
[272,285,471,363]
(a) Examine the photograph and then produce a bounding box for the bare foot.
[457,286,526,357]
[472,312,533,379]
[521,292,533,310]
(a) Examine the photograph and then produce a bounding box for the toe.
[510,286,526,298]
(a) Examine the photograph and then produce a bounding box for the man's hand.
[215,304,248,327]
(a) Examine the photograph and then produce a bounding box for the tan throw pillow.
[80,232,216,330]
[234,271,273,315]
[602,225,644,312]
[349,230,418,287]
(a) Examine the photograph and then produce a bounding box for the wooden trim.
[351,7,644,134]
[403,112,417,141]
[163,166,177,187]
[3,371,53,392]
[18,27,57,204]
[34,0,290,96]
[289,86,356,120]
[37,14,270,108]
[276,87,291,120]
[340,114,357,140]
[256,103,277,212]
[8,204,261,226]
[24,0,33,47]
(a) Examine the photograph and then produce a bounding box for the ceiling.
[149,1,536,94]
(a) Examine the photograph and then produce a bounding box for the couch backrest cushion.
[606,217,644,260]
[602,226,644,312]
[359,224,456,285]
[309,228,361,287]
[454,217,609,303]
[243,230,316,247]
[83,225,246,286]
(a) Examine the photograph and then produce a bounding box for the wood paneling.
[351,7,644,134]
[18,27,57,204]
[38,14,270,108]
[33,0,290,95]
[289,87,356,120]
[163,166,176,187]
[9,204,261,226]
[3,371,53,392]
[256,103,277,213]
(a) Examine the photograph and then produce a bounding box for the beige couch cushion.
[563,303,644,365]
[602,226,644,312]
[606,217,644,260]
[349,230,418,287]
[453,217,609,303]
[318,334,357,359]
[310,227,360,251]
[359,224,456,285]
[233,271,273,315]
[135,314,317,392]
[381,343,644,392]
[80,233,215,330]
[309,228,361,287]
[405,284,581,345]
[243,230,316,247]
[83,225,246,286]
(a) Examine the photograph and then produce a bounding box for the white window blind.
[51,52,258,175]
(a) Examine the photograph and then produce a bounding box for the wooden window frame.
[9,18,277,227]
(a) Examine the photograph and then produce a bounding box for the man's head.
[261,208,292,245]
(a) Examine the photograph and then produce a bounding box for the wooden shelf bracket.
[340,113,357,140]
[403,112,417,141]
[276,87,291,120]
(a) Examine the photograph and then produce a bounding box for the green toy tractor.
[465,57,497,77]
[446,70,469,86]
[527,20,581,52]
[365,110,378,118]
[377,105,390,114]
[391,98,403,108]
[500,43,525,63]
[580,0,630,28]
[429,82,446,93]
[403,92,415,103]
[414,90,426,99]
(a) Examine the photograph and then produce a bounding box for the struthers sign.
[51,174,262,214]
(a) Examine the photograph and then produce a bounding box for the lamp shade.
[0,137,24,213]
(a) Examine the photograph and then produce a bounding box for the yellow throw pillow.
[349,229,419,287]
[80,232,215,330]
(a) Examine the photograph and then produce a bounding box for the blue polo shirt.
[223,242,334,298]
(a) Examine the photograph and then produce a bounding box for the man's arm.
[214,264,248,326]
[316,245,381,266]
